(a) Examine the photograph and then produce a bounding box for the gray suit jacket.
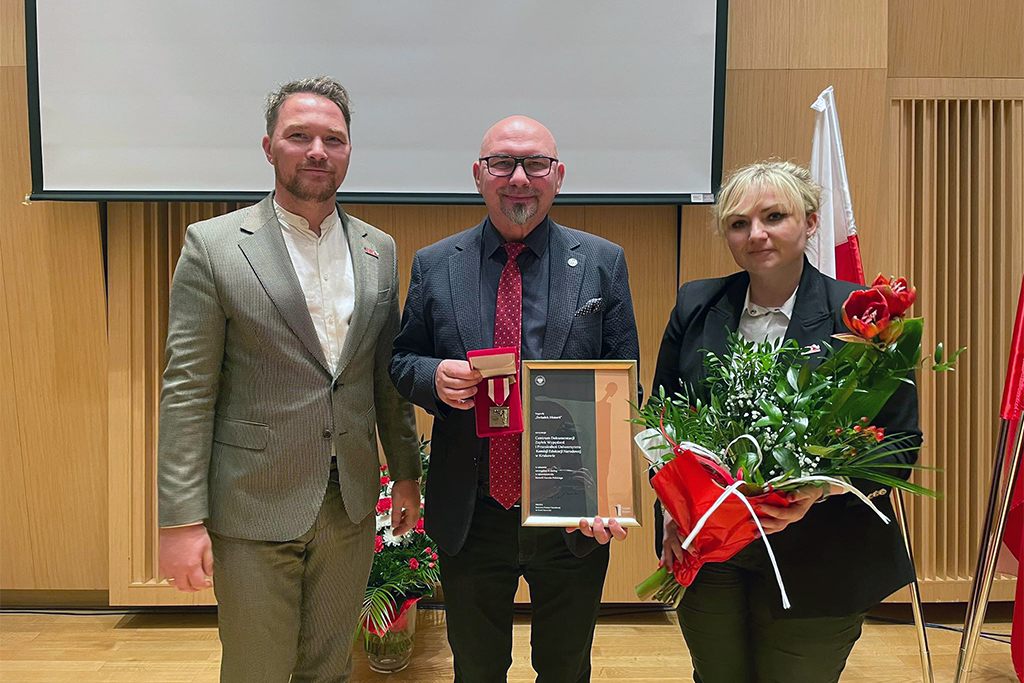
[158,195,420,542]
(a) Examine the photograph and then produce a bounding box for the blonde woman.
[651,161,921,682]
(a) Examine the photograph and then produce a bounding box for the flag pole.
[891,488,934,682]
[955,418,1024,682]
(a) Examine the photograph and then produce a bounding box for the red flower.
[431,553,438,560]
[380,476,391,486]
[374,535,384,553]
[429,562,435,568]
[842,289,891,340]
[872,275,917,317]
[376,497,392,514]
[424,547,432,554]
[409,558,420,570]
[854,425,862,433]
[380,465,388,473]
[414,518,425,534]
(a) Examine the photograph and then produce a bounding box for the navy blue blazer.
[650,261,920,617]
[390,218,641,556]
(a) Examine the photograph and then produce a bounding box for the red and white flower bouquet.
[634,275,962,608]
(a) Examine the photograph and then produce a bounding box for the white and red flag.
[806,86,865,286]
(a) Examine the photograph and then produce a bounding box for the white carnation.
[381,526,412,547]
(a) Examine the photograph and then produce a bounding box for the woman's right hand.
[661,508,687,568]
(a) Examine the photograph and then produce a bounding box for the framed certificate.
[520,360,643,528]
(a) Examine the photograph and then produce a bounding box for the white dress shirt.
[737,285,798,346]
[275,201,356,374]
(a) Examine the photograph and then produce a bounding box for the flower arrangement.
[360,439,439,661]
[634,275,962,607]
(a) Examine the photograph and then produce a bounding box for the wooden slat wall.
[887,96,1024,601]
[108,203,234,606]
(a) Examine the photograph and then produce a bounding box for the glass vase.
[362,601,417,673]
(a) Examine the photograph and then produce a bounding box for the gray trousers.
[210,476,375,683]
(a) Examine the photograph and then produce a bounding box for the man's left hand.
[390,479,422,536]
[566,517,628,544]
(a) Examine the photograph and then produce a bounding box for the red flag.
[1001,275,1024,680]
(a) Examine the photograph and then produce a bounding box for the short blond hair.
[712,160,821,235]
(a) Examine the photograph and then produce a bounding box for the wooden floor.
[0,607,1016,682]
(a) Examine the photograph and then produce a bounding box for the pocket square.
[574,297,604,317]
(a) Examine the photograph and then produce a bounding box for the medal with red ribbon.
[488,375,514,428]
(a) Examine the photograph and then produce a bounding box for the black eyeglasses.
[479,155,559,178]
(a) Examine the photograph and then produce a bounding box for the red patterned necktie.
[489,242,527,508]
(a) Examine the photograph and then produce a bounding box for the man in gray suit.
[158,76,421,683]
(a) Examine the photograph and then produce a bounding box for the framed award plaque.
[520,360,643,528]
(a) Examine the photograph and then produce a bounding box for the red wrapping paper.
[652,448,790,587]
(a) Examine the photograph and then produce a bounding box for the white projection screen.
[26,1,727,203]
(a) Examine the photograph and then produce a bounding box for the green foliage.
[635,325,951,496]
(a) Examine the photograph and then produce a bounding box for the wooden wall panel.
[728,0,887,70]
[0,0,24,68]
[0,66,108,590]
[889,0,1024,78]
[679,205,737,284]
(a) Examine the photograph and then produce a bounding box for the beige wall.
[2,0,1023,602]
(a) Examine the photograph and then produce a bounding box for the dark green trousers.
[677,554,865,683]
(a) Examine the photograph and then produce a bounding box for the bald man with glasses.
[390,116,640,683]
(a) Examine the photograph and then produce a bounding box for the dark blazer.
[390,219,641,557]
[650,261,920,618]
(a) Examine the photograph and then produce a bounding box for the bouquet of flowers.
[360,439,439,658]
[634,275,963,608]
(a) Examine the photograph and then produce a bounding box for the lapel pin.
[567,257,578,267]
[364,246,379,259]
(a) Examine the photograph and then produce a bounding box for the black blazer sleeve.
[389,251,452,419]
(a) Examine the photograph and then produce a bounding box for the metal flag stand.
[892,488,935,682]
[954,418,1024,683]
[955,274,1024,683]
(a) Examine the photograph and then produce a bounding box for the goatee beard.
[502,199,537,226]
